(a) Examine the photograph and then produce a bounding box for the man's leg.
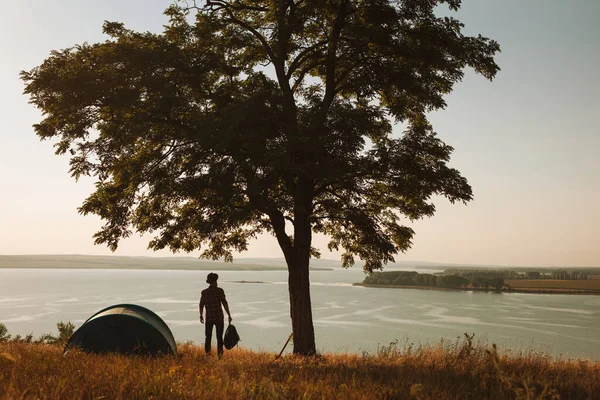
[205,321,214,354]
[216,321,224,358]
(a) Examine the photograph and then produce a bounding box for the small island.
[355,268,600,295]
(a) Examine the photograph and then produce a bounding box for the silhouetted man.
[199,272,232,357]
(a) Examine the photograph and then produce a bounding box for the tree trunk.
[267,205,317,355]
[287,193,316,355]
[287,255,316,355]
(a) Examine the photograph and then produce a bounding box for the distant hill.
[2,255,589,271]
[234,258,450,269]
[0,254,448,271]
[0,255,330,271]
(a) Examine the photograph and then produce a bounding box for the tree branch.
[204,0,268,12]
[334,67,354,92]
[189,0,277,63]
[268,208,293,261]
[274,0,293,93]
[291,59,324,92]
[320,0,350,114]
[286,41,327,79]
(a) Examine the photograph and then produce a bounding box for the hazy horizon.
[1,0,599,267]
[0,253,597,269]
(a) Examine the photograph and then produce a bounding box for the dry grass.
[1,338,599,399]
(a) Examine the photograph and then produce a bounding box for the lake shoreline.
[353,283,600,295]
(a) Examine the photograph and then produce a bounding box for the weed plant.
[1,332,598,399]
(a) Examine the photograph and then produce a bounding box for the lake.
[1,268,599,360]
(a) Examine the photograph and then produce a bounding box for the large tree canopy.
[22,0,499,354]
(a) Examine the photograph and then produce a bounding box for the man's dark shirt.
[199,286,227,322]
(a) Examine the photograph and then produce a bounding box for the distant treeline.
[362,271,504,290]
[442,268,599,280]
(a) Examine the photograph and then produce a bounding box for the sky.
[0,0,598,267]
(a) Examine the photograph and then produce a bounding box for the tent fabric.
[65,304,177,356]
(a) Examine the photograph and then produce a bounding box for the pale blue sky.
[1,1,598,266]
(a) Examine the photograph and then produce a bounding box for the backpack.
[223,324,240,350]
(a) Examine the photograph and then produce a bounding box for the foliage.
[435,274,469,289]
[550,270,589,280]
[488,277,504,290]
[21,0,500,354]
[364,271,472,289]
[526,271,541,279]
[0,322,74,345]
[364,271,504,290]
[471,276,487,288]
[444,267,599,281]
[1,340,597,399]
[470,276,504,290]
[22,0,499,270]
[411,272,437,287]
[0,323,10,342]
[363,271,439,287]
[444,268,517,279]
[53,321,75,345]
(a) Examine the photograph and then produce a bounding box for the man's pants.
[205,320,224,356]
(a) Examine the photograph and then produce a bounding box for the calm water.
[1,268,599,360]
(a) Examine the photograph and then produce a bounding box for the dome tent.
[65,304,176,356]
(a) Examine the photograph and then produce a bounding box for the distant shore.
[0,266,333,271]
[353,283,600,295]
[0,255,332,271]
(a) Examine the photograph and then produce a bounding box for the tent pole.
[275,333,293,359]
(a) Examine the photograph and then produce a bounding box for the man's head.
[206,272,219,285]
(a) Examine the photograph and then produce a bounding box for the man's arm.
[221,290,232,323]
[199,294,204,324]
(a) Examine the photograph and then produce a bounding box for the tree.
[37,321,76,345]
[437,275,469,289]
[489,277,504,290]
[21,0,499,355]
[526,271,541,279]
[471,276,486,288]
[422,274,437,287]
[412,273,425,286]
[0,323,10,342]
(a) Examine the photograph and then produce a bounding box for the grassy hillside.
[0,340,598,399]
[0,255,330,271]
